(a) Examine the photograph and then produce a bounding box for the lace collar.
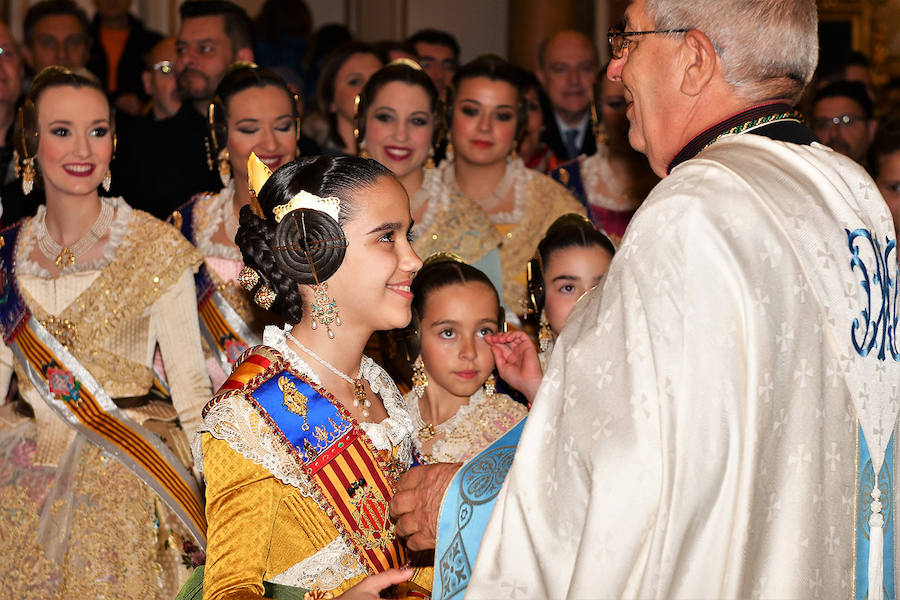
[17,197,131,278]
[437,157,532,225]
[194,182,241,261]
[263,324,414,449]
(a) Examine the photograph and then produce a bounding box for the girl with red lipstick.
[402,254,525,465]
[171,64,300,389]
[355,60,502,286]
[197,155,432,598]
[437,55,584,311]
[0,66,211,597]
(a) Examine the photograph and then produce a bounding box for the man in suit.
[537,30,599,162]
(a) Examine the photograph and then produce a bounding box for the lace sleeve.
[197,394,323,505]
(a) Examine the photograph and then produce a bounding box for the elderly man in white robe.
[390,0,900,598]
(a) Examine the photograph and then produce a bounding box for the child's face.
[544,245,613,335]
[419,281,500,400]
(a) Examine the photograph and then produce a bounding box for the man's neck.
[555,107,590,129]
[191,99,209,116]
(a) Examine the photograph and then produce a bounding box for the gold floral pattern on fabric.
[20,210,203,398]
[412,194,502,267]
[404,389,527,464]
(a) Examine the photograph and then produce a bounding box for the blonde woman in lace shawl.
[551,68,658,245]
[171,64,297,389]
[402,255,525,465]
[439,55,585,312]
[355,60,503,288]
[0,67,211,598]
[198,154,431,599]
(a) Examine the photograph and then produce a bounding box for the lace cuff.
[267,536,366,590]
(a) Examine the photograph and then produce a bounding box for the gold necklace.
[285,330,371,417]
[36,200,115,272]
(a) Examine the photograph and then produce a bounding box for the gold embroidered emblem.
[314,425,329,443]
[278,376,310,431]
[347,479,392,549]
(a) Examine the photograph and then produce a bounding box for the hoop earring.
[412,356,428,399]
[309,281,341,339]
[217,148,232,187]
[102,169,112,192]
[483,373,496,398]
[538,312,553,353]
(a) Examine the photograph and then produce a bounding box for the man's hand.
[390,463,461,551]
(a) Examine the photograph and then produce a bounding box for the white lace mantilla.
[196,324,414,485]
[267,536,366,590]
[17,197,131,277]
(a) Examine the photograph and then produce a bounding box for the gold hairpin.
[247,153,342,223]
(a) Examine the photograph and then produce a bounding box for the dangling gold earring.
[509,146,518,161]
[21,156,35,196]
[412,356,428,399]
[483,373,496,398]
[217,148,232,186]
[424,146,435,169]
[309,281,341,339]
[445,137,454,161]
[102,169,112,192]
[358,139,370,159]
[538,311,553,353]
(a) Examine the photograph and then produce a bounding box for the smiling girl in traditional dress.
[197,153,431,599]
[403,254,526,464]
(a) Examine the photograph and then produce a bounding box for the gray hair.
[645,0,818,103]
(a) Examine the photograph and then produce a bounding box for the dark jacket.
[540,107,597,164]
[87,14,162,102]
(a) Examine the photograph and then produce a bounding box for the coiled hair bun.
[235,154,394,324]
[272,208,346,283]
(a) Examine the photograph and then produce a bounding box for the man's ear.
[235,47,254,63]
[536,67,546,88]
[680,30,719,97]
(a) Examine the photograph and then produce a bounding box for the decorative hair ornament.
[238,265,260,290]
[248,153,342,223]
[253,285,276,310]
[273,190,341,224]
[388,57,424,70]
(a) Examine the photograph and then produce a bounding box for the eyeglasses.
[152,60,174,75]
[811,114,866,130]
[608,27,689,59]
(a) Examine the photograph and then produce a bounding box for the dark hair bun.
[272,208,347,284]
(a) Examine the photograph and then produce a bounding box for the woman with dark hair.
[170,63,299,388]
[0,66,211,597]
[402,254,525,464]
[436,55,584,310]
[526,213,614,357]
[512,66,558,173]
[551,66,658,245]
[356,60,501,272]
[308,41,381,154]
[198,154,430,598]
